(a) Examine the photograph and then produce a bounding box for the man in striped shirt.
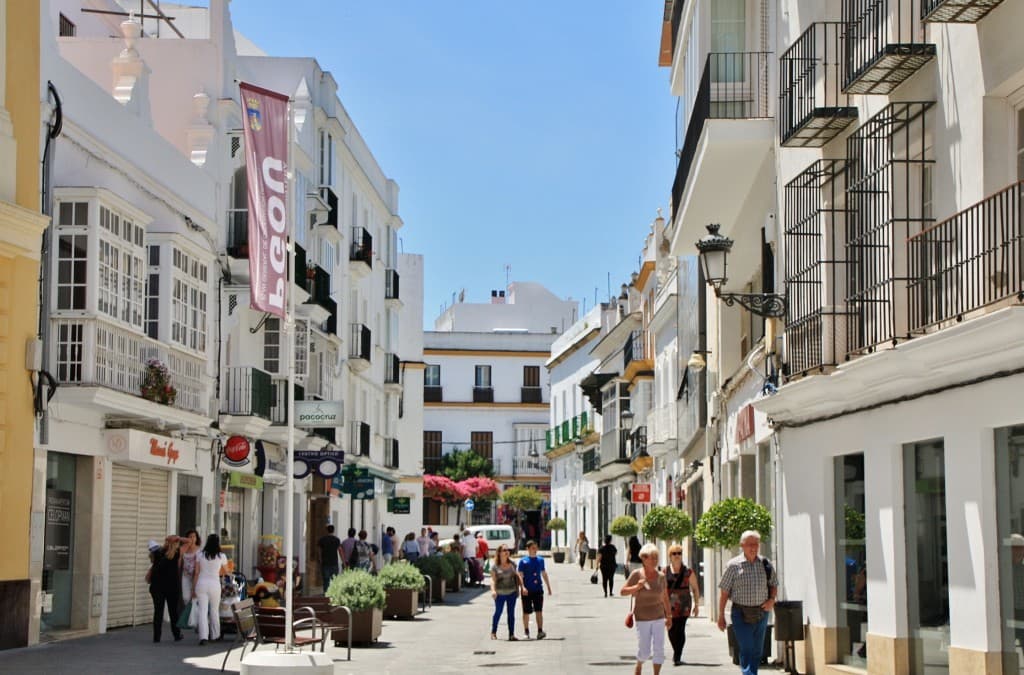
[717,530,778,675]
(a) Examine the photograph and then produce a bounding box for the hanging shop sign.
[387,497,411,514]
[338,465,375,500]
[229,471,264,490]
[735,404,755,444]
[631,483,652,504]
[294,401,344,429]
[293,447,345,479]
[105,429,196,470]
[44,489,72,570]
[223,435,252,467]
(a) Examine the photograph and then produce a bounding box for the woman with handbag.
[621,543,671,675]
[595,534,618,597]
[148,535,184,643]
[664,543,701,665]
[575,532,589,571]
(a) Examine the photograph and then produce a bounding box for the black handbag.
[590,571,598,584]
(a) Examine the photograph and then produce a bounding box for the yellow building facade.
[0,0,50,649]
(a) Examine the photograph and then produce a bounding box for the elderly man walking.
[717,530,778,675]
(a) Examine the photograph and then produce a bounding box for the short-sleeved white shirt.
[196,553,227,583]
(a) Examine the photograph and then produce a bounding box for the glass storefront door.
[995,424,1024,673]
[835,453,867,667]
[905,439,950,674]
[41,453,76,631]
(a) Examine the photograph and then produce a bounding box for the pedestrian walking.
[596,534,618,597]
[340,528,358,569]
[147,535,183,643]
[627,535,642,575]
[381,526,395,565]
[717,530,778,675]
[489,545,523,641]
[317,525,343,591]
[351,530,375,571]
[575,532,590,571]
[192,533,229,645]
[665,544,701,665]
[622,543,671,675]
[517,540,552,639]
[178,529,200,611]
[401,532,420,562]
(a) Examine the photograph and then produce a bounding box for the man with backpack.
[665,543,702,665]
[349,530,376,572]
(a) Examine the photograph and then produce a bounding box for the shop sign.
[339,465,374,500]
[105,429,196,470]
[294,401,344,429]
[44,489,72,570]
[224,436,251,467]
[294,447,345,479]
[735,404,755,444]
[387,497,411,514]
[631,483,652,504]
[229,471,264,490]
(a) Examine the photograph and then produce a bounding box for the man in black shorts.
[517,541,552,639]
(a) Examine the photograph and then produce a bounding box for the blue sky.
[230,2,676,327]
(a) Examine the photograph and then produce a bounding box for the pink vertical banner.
[239,82,289,317]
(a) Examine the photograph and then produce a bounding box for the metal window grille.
[845,101,935,356]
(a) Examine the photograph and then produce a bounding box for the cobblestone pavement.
[0,557,759,674]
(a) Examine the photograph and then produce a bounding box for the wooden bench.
[292,596,352,660]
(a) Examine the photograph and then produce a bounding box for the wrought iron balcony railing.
[907,181,1023,332]
[270,377,305,425]
[351,421,371,457]
[384,438,399,469]
[843,0,935,95]
[424,385,442,403]
[521,386,542,403]
[672,51,772,220]
[385,268,400,301]
[349,323,371,362]
[222,366,273,419]
[511,455,550,476]
[779,22,858,147]
[922,0,1004,22]
[384,353,400,385]
[227,209,249,258]
[350,226,373,267]
[473,386,494,403]
[319,186,339,229]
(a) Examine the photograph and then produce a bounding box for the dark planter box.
[426,577,446,602]
[553,551,566,563]
[333,607,382,645]
[446,574,462,592]
[384,588,419,619]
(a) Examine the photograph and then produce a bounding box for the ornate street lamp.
[696,224,787,318]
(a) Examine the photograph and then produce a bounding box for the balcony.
[668,52,775,276]
[922,0,1003,22]
[779,22,858,148]
[623,329,653,381]
[384,353,401,390]
[304,265,336,316]
[521,386,542,404]
[907,181,1023,333]
[221,365,273,420]
[349,323,371,370]
[581,448,600,474]
[629,426,652,472]
[579,427,632,481]
[51,317,211,424]
[385,268,400,305]
[384,438,399,469]
[423,385,443,403]
[227,209,249,258]
[647,405,678,454]
[843,0,935,95]
[351,421,371,457]
[349,226,373,278]
[509,455,550,476]
[318,186,339,230]
[269,378,305,425]
[473,386,494,403]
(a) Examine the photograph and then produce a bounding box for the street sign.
[340,465,374,500]
[631,483,652,503]
[465,498,475,512]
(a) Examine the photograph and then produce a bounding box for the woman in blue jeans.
[490,545,523,641]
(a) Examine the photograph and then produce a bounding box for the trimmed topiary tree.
[693,498,772,549]
[641,505,694,544]
[610,514,639,559]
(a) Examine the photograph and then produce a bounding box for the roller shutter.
[108,465,169,628]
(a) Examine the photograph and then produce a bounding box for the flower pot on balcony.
[384,588,419,619]
[332,607,382,645]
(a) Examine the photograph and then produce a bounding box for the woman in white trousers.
[192,533,228,645]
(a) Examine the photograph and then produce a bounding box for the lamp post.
[695,224,787,318]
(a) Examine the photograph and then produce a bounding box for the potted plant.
[325,569,385,644]
[641,505,694,544]
[140,359,176,405]
[610,514,639,567]
[547,517,567,562]
[412,555,451,602]
[693,498,773,550]
[378,561,425,619]
[442,551,465,592]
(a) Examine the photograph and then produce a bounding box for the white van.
[465,525,516,555]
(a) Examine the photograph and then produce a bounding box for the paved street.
[0,558,752,674]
